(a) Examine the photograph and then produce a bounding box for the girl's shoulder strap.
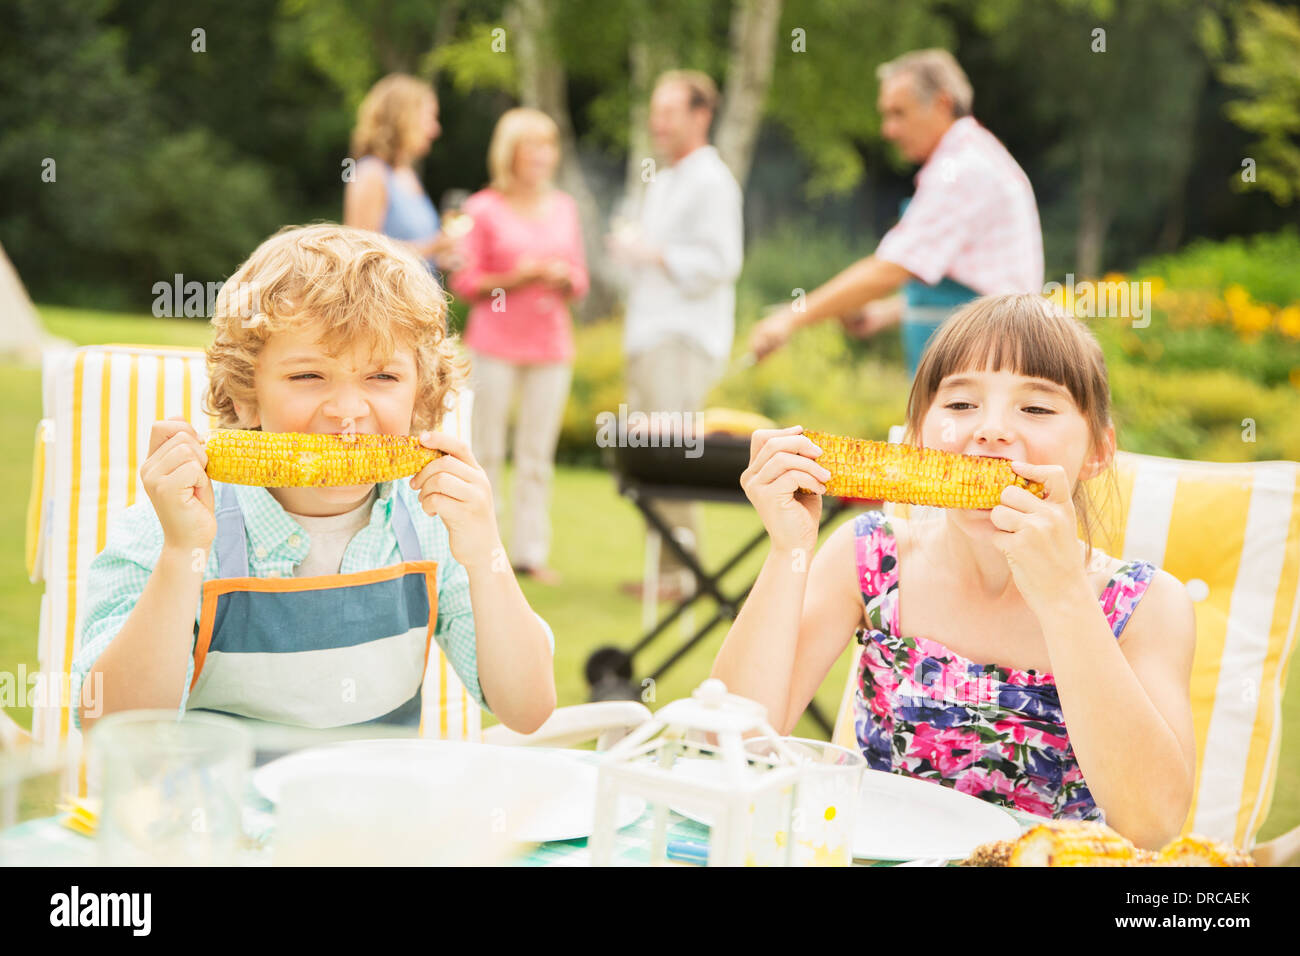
[852,510,900,601]
[1099,558,1159,639]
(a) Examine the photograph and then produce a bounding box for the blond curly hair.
[349,74,436,165]
[205,223,465,435]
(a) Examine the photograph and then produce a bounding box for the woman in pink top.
[450,108,588,583]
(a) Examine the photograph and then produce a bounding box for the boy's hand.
[409,431,502,568]
[142,418,216,555]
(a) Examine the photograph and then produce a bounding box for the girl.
[712,294,1196,849]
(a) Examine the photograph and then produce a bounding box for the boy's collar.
[230,481,397,558]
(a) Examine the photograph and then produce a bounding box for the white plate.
[254,739,645,845]
[667,760,1022,861]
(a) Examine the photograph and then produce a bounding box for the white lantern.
[589,679,804,866]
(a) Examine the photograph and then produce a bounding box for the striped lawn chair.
[26,344,649,779]
[831,441,1300,862]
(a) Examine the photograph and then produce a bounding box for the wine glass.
[439,188,475,239]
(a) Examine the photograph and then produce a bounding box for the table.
[0,751,1043,867]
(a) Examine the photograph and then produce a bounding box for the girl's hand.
[409,431,502,569]
[739,425,829,555]
[141,418,216,555]
[989,461,1089,611]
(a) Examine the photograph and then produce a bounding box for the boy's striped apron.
[186,484,437,728]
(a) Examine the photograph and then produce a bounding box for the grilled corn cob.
[960,839,1017,867]
[800,430,1046,509]
[204,430,439,487]
[1153,834,1255,867]
[1006,820,1139,867]
[964,820,1255,867]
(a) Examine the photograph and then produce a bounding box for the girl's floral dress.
[852,510,1156,822]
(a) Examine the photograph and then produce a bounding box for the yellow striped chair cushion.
[417,387,479,742]
[1097,450,1299,848]
[31,345,479,750]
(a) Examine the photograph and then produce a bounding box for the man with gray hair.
[750,49,1043,378]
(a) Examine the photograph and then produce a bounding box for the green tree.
[0,0,286,306]
[1218,1,1300,205]
[969,0,1213,277]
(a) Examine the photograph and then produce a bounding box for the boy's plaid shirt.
[70,478,554,729]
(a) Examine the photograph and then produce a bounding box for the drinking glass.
[745,736,864,866]
[92,710,251,866]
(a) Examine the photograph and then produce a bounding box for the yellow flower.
[1240,304,1274,335]
[1102,271,1127,286]
[1291,367,1300,390]
[1141,275,1167,299]
[1277,305,1300,340]
[1224,283,1252,312]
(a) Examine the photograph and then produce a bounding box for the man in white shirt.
[609,70,744,599]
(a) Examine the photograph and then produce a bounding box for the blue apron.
[896,198,980,378]
[186,483,438,729]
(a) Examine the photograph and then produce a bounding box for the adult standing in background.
[749,49,1043,378]
[344,74,464,273]
[608,70,743,601]
[449,108,588,585]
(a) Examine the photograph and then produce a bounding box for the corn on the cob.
[800,430,1046,509]
[960,839,1016,867]
[1007,820,1139,867]
[963,820,1255,867]
[1153,834,1255,867]
[204,429,438,487]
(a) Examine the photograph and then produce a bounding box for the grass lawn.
[2,305,1296,851]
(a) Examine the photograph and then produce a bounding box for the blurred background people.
[607,70,743,600]
[449,108,588,584]
[344,73,465,274]
[749,49,1043,378]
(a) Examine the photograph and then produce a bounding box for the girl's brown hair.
[349,74,436,165]
[206,223,465,436]
[903,293,1119,565]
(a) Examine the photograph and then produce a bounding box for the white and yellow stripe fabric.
[417,387,480,743]
[1095,450,1299,849]
[830,438,1300,850]
[27,344,480,756]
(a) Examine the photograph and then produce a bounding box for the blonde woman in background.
[449,108,588,584]
[345,74,464,272]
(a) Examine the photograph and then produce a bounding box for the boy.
[73,224,557,733]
